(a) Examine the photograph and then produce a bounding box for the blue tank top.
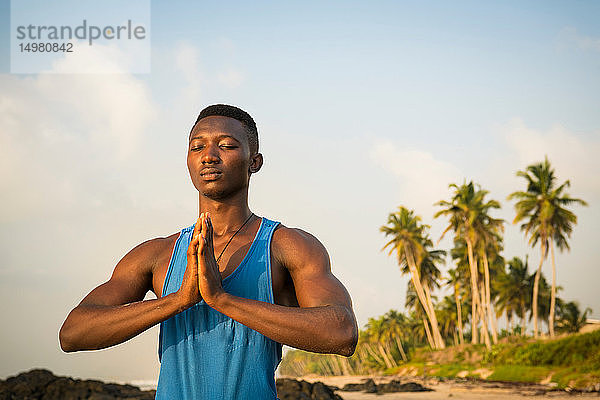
[156,217,282,399]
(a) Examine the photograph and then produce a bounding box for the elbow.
[333,309,358,357]
[59,322,79,353]
[337,325,358,357]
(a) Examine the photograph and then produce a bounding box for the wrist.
[171,291,194,313]
[205,290,229,310]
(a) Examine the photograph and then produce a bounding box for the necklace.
[215,213,255,267]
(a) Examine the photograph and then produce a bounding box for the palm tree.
[450,238,482,343]
[406,280,436,349]
[527,269,559,334]
[508,156,587,337]
[381,207,446,349]
[476,220,504,345]
[437,296,461,346]
[495,256,531,335]
[555,301,592,334]
[414,240,445,347]
[383,310,409,362]
[404,310,430,348]
[435,181,498,349]
[364,316,397,369]
[446,268,466,345]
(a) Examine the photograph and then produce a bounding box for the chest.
[151,227,295,306]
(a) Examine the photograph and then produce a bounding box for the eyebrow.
[189,133,242,143]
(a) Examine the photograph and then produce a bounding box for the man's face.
[187,116,260,199]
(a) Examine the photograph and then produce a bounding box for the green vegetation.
[489,328,600,371]
[280,328,600,389]
[487,365,551,383]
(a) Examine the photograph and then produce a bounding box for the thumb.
[186,218,202,269]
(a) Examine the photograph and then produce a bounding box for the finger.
[198,213,208,256]
[187,234,199,266]
[201,213,208,240]
[206,213,214,252]
[192,213,203,239]
[187,213,205,267]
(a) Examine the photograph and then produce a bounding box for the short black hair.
[191,104,259,154]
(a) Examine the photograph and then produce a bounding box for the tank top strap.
[161,223,195,298]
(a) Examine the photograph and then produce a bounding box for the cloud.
[217,67,245,88]
[174,42,202,104]
[557,27,600,52]
[503,118,600,199]
[370,140,463,216]
[0,44,156,223]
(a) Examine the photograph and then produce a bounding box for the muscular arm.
[59,237,184,352]
[198,215,358,356]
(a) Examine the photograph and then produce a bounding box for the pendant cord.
[215,213,255,266]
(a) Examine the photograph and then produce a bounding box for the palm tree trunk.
[478,280,491,349]
[365,343,385,366]
[466,239,481,344]
[549,240,557,338]
[318,358,333,375]
[340,356,353,375]
[520,300,527,336]
[423,281,446,349]
[482,251,498,344]
[533,241,546,338]
[377,342,395,368]
[405,245,444,349]
[357,347,370,372]
[328,356,343,375]
[454,284,465,345]
[422,317,435,349]
[393,336,408,361]
[383,342,399,367]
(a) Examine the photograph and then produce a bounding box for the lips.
[199,167,222,180]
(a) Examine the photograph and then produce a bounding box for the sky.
[1,0,599,385]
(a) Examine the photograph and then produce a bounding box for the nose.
[201,144,221,164]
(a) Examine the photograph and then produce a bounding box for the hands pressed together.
[177,213,225,310]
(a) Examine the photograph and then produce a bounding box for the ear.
[249,153,263,174]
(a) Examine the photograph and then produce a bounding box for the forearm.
[59,293,184,352]
[210,293,358,356]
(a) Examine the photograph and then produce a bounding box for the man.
[59,104,358,399]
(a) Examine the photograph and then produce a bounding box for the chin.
[201,188,229,200]
[200,183,246,200]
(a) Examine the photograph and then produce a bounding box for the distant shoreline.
[294,374,600,399]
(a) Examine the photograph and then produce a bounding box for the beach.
[299,375,600,400]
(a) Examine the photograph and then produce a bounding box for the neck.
[197,190,253,236]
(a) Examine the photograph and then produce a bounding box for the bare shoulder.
[271,224,330,272]
[114,232,180,277]
[270,223,353,311]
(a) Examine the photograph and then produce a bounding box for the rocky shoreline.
[0,369,155,400]
[0,370,435,400]
[2,369,598,399]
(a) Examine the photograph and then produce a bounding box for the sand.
[298,375,600,400]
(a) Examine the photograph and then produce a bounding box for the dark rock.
[340,378,433,394]
[364,379,378,393]
[0,369,155,400]
[340,382,364,392]
[377,380,433,393]
[276,378,342,400]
